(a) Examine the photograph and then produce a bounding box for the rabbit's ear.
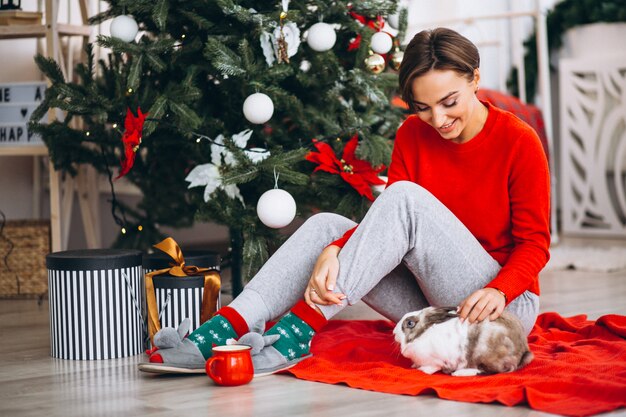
[177,318,192,339]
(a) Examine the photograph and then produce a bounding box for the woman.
[139,27,550,375]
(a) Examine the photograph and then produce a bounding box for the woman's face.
[410,69,482,144]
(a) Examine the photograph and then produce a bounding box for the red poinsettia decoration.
[115,107,148,180]
[305,134,386,201]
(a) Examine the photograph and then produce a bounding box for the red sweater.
[330,102,551,303]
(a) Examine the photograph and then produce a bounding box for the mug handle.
[206,356,224,385]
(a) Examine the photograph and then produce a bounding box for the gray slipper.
[138,319,206,375]
[229,332,312,377]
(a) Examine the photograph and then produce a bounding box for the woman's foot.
[253,301,327,376]
[138,306,249,374]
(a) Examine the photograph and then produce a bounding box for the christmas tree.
[31,0,407,287]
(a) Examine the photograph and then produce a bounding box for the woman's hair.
[399,28,480,113]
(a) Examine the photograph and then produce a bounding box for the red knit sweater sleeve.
[484,125,551,302]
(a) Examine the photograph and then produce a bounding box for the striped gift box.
[151,274,210,331]
[143,250,221,333]
[46,249,144,360]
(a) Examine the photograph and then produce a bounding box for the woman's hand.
[457,288,506,324]
[304,245,346,309]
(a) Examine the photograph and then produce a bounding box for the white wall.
[403,0,558,93]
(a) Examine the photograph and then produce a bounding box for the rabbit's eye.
[405,319,416,329]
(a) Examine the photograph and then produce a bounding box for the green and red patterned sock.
[263,300,328,361]
[186,306,249,359]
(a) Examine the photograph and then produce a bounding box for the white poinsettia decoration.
[185,163,244,203]
[186,129,270,203]
[260,0,299,66]
[260,24,301,66]
[260,32,276,67]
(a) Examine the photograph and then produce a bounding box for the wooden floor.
[1,238,626,417]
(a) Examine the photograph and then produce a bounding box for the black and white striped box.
[143,250,220,332]
[151,274,209,331]
[46,249,144,360]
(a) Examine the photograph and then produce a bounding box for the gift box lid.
[142,249,221,270]
[46,249,143,270]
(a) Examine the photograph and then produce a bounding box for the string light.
[149,118,351,157]
[85,131,90,136]
[112,123,118,129]
[181,34,186,39]
[138,225,143,231]
[127,88,133,94]
[121,227,127,234]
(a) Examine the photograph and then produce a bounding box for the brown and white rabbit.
[393,306,533,376]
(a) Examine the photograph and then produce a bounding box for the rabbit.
[393,306,533,376]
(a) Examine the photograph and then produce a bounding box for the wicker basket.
[0,220,50,298]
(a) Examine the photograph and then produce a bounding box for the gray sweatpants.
[230,181,539,335]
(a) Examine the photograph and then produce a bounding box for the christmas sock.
[187,306,250,359]
[263,300,328,361]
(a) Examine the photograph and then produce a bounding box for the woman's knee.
[378,181,434,207]
[383,181,428,198]
[300,212,355,233]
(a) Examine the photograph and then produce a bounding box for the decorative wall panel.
[559,57,626,237]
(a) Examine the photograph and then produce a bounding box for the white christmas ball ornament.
[371,32,393,54]
[243,93,274,124]
[257,189,297,228]
[110,15,139,43]
[306,22,337,52]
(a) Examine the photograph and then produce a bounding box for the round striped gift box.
[46,249,144,360]
[151,274,209,331]
[143,250,220,332]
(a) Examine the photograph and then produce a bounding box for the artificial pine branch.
[144,96,168,137]
[168,101,202,130]
[217,0,263,24]
[179,9,214,30]
[204,37,246,77]
[152,0,169,31]
[96,35,142,54]
[242,231,269,280]
[127,54,144,91]
[34,55,65,84]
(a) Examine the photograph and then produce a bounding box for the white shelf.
[0,144,48,156]
[0,23,91,39]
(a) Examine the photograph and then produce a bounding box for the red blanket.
[286,313,626,417]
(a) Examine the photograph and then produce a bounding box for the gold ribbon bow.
[145,237,221,344]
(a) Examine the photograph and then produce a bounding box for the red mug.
[205,345,254,386]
